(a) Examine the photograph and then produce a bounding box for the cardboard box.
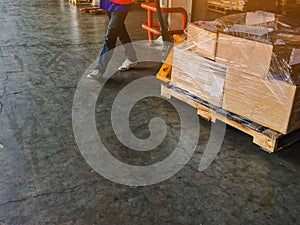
[223,68,300,134]
[172,44,226,107]
[271,44,300,85]
[216,33,273,79]
[172,68,225,107]
[216,32,300,85]
[187,23,218,60]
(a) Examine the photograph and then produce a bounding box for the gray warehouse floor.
[0,0,299,224]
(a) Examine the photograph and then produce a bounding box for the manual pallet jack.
[142,0,187,83]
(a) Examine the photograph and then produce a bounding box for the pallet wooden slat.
[80,7,105,14]
[69,0,92,6]
[207,3,230,14]
[206,0,245,14]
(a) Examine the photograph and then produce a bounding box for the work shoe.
[87,69,102,80]
[118,59,138,71]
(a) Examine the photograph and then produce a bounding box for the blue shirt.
[99,0,131,13]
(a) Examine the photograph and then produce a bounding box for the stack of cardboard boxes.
[171,12,300,134]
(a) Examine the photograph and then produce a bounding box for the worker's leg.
[96,11,128,73]
[118,20,137,62]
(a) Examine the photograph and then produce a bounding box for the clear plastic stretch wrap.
[171,11,300,134]
[171,41,227,107]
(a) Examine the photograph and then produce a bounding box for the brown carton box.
[216,32,300,85]
[187,23,218,60]
[271,42,300,85]
[172,44,227,107]
[223,68,300,134]
[216,33,273,79]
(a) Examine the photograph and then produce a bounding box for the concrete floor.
[0,0,300,224]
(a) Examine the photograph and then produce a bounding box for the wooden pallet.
[161,84,300,153]
[80,7,105,14]
[207,3,231,14]
[69,0,92,6]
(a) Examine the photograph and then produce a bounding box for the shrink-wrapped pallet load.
[171,11,300,134]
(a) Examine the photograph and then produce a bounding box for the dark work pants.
[96,11,137,73]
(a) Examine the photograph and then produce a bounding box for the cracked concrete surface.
[0,0,299,224]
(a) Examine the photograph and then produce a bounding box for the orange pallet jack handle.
[141,2,187,45]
